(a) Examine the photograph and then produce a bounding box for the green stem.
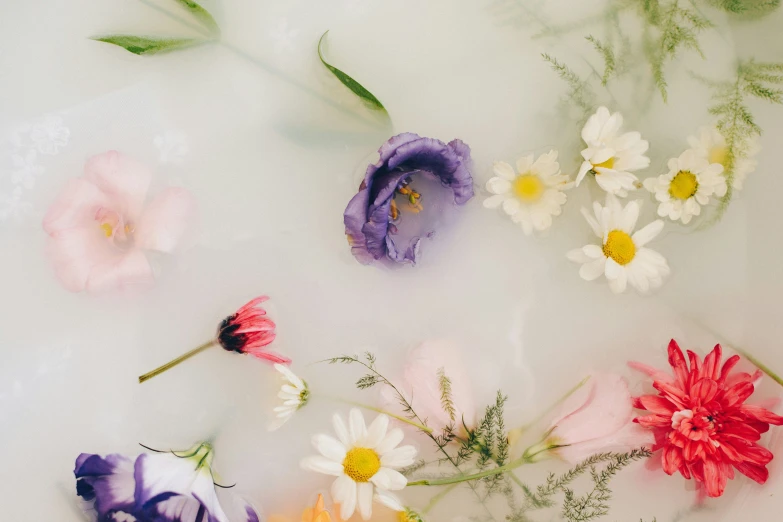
[323,397,434,434]
[138,341,215,383]
[408,451,538,487]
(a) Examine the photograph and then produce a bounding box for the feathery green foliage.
[542,53,597,115]
[586,35,617,86]
[639,0,713,102]
[703,60,783,222]
[708,0,781,13]
[438,367,457,422]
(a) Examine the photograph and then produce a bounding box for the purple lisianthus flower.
[344,133,474,265]
[75,443,259,522]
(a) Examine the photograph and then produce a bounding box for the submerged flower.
[42,151,196,293]
[688,126,760,191]
[643,149,727,224]
[483,150,571,235]
[343,133,474,265]
[381,339,476,436]
[576,107,650,196]
[301,409,417,521]
[567,194,669,294]
[522,374,654,464]
[75,442,260,522]
[139,296,288,383]
[269,363,310,431]
[630,340,783,497]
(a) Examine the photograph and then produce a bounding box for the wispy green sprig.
[542,53,597,116]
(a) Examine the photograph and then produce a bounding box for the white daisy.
[301,409,417,521]
[687,125,760,191]
[483,150,571,235]
[567,194,669,294]
[268,363,309,431]
[643,149,727,224]
[576,106,650,197]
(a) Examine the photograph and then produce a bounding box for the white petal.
[349,409,367,445]
[575,161,592,185]
[608,269,628,293]
[579,258,606,281]
[333,413,351,447]
[591,148,616,164]
[301,456,344,476]
[370,467,407,491]
[492,161,515,180]
[619,200,640,233]
[604,257,623,280]
[516,155,534,173]
[312,434,347,462]
[375,428,404,454]
[334,475,358,520]
[365,414,389,449]
[380,445,417,468]
[631,220,664,247]
[274,363,304,389]
[486,177,511,194]
[483,194,505,209]
[502,198,521,216]
[374,490,405,512]
[357,482,374,520]
[580,207,602,238]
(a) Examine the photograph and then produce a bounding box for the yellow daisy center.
[592,157,615,170]
[708,146,728,167]
[603,230,636,265]
[397,511,415,522]
[669,170,699,200]
[513,174,544,202]
[343,447,381,482]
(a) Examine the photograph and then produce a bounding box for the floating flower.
[138,296,288,383]
[42,151,196,293]
[268,494,337,522]
[688,125,760,191]
[643,149,727,224]
[301,409,417,520]
[567,194,669,294]
[343,133,474,265]
[522,374,654,464]
[269,363,310,431]
[630,340,783,498]
[576,107,650,197]
[381,339,476,437]
[483,151,571,235]
[75,442,260,522]
[375,492,425,522]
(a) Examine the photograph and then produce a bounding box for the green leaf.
[172,0,220,36]
[318,31,387,113]
[92,35,204,55]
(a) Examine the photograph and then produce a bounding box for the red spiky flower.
[630,339,783,497]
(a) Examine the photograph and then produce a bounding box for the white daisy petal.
[349,409,367,444]
[312,434,347,462]
[370,468,407,491]
[335,476,358,520]
[483,194,505,209]
[604,257,623,280]
[632,220,664,247]
[493,161,516,180]
[374,490,405,512]
[333,413,352,447]
[357,482,374,520]
[486,177,511,194]
[365,414,389,449]
[380,445,417,468]
[608,269,628,294]
[619,200,640,233]
[502,198,521,216]
[300,456,344,476]
[579,258,606,281]
[375,428,404,454]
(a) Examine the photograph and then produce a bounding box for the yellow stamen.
[390,200,399,220]
[669,170,699,200]
[342,447,381,482]
[592,157,615,170]
[100,223,113,237]
[512,174,544,202]
[603,230,636,265]
[708,146,728,167]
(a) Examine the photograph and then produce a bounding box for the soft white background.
[1,0,783,520]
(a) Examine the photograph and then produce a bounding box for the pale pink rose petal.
[42,178,112,234]
[555,420,654,464]
[550,373,635,445]
[84,151,152,220]
[85,249,154,294]
[46,227,119,292]
[547,376,594,428]
[134,187,197,253]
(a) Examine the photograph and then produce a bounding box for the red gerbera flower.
[630,339,783,497]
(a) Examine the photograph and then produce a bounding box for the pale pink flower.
[528,373,654,463]
[42,151,196,293]
[382,339,476,435]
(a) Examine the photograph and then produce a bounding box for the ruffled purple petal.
[343,133,474,265]
[74,453,136,517]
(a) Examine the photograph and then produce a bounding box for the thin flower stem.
[323,396,434,434]
[511,375,591,437]
[138,341,215,383]
[408,452,538,487]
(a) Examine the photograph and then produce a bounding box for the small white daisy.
[576,106,650,197]
[687,125,760,191]
[268,363,309,431]
[567,194,669,294]
[483,150,571,235]
[301,409,416,521]
[643,149,727,224]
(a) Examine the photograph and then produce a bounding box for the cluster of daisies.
[483,106,759,294]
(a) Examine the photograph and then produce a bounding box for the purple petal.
[74,453,136,517]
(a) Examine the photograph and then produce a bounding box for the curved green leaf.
[172,0,221,36]
[318,31,387,113]
[92,35,204,56]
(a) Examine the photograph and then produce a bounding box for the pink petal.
[84,151,151,220]
[555,421,654,464]
[134,187,197,253]
[85,249,154,294]
[741,405,783,425]
[668,340,689,389]
[46,227,118,292]
[627,361,674,384]
[637,394,678,415]
[43,178,112,234]
[246,349,291,365]
[702,344,723,381]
